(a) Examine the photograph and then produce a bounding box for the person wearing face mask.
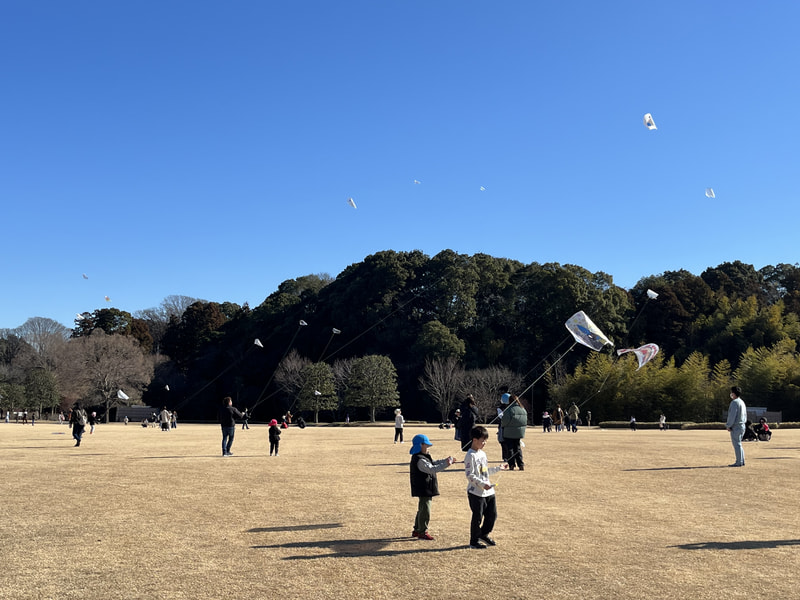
[726,386,747,467]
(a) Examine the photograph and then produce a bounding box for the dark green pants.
[414,496,432,533]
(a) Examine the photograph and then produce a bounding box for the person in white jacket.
[465,425,508,549]
[394,408,405,444]
[726,386,747,467]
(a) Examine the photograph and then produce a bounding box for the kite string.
[577,295,656,410]
[250,323,307,413]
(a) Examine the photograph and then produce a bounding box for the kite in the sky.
[705,188,715,198]
[479,186,486,191]
[347,197,357,209]
[254,338,263,348]
[643,113,657,130]
[646,289,659,300]
[117,389,130,400]
[104,296,111,302]
[82,273,89,279]
[414,180,421,185]
[616,343,660,370]
[565,311,613,351]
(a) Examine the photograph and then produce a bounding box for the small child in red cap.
[268,419,281,456]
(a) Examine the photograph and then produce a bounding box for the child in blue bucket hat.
[409,433,456,540]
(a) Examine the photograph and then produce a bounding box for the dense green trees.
[345,355,400,422]
[4,252,800,423]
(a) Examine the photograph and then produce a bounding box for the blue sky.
[2,1,798,331]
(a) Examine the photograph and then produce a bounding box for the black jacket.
[410,453,440,498]
[218,405,243,428]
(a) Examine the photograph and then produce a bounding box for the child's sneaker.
[469,541,487,549]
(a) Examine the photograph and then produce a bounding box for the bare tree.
[71,330,154,422]
[461,366,524,422]
[419,356,464,421]
[274,349,310,402]
[134,295,200,354]
[13,317,69,369]
[161,295,201,319]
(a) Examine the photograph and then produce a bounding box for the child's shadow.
[252,536,464,559]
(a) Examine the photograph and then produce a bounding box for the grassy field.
[1,421,798,600]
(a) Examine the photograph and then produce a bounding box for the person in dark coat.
[268,419,281,456]
[458,395,480,452]
[218,396,243,457]
[69,402,88,447]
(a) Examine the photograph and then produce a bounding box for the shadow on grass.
[131,455,260,459]
[622,465,729,471]
[252,536,465,559]
[671,539,800,550]
[248,524,344,533]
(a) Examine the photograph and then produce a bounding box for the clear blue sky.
[2,1,798,331]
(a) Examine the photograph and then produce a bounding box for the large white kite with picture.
[616,343,660,370]
[565,311,614,351]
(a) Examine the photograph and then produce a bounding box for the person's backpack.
[76,409,87,427]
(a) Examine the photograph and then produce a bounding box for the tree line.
[2,251,800,423]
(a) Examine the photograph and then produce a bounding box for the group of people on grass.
[409,388,533,548]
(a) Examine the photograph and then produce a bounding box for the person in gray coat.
[500,395,527,470]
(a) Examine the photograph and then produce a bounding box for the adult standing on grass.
[726,386,747,467]
[218,396,243,457]
[500,395,527,470]
[458,395,479,452]
[567,402,580,432]
[159,407,171,431]
[69,402,88,447]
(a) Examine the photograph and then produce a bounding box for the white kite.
[347,197,357,209]
[646,289,659,300]
[479,186,486,191]
[565,311,613,351]
[332,328,341,335]
[254,338,263,348]
[299,320,308,326]
[117,389,130,400]
[643,113,657,130]
[314,390,322,396]
[165,385,170,391]
[616,343,660,370]
[705,188,715,198]
[413,180,421,185]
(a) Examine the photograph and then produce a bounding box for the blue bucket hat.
[410,434,433,454]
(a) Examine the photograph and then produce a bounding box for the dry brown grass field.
[1,420,798,600]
